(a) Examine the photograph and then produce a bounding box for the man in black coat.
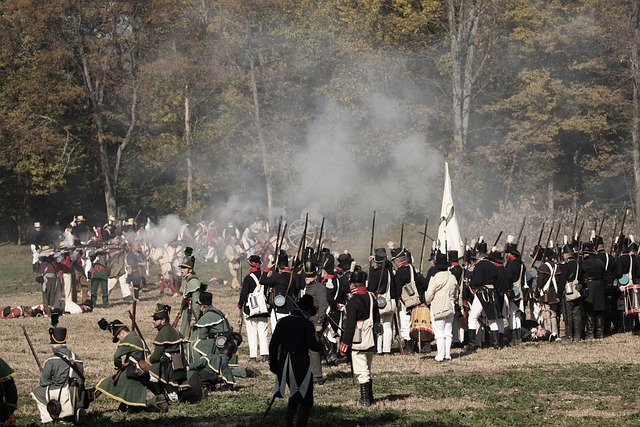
[581,242,606,339]
[340,269,380,407]
[269,294,323,427]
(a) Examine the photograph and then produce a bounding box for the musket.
[529,222,546,269]
[286,214,308,295]
[369,210,376,263]
[554,218,562,247]
[492,231,503,249]
[399,221,405,248]
[539,225,554,266]
[418,217,428,273]
[23,326,43,372]
[171,303,184,329]
[610,216,619,254]
[597,216,606,240]
[316,217,325,255]
[516,217,526,245]
[519,236,527,257]
[273,218,283,268]
[619,208,628,243]
[393,308,404,355]
[576,220,585,243]
[571,211,579,241]
[128,309,151,355]
[131,299,137,333]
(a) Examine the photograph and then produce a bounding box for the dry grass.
[3,246,640,426]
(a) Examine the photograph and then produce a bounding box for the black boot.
[595,315,604,339]
[490,331,500,349]
[403,340,415,355]
[367,379,374,404]
[285,400,299,427]
[573,315,583,342]
[297,404,311,427]
[513,328,522,345]
[498,332,506,348]
[466,330,477,351]
[358,382,371,407]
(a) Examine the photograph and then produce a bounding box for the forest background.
[2,0,640,245]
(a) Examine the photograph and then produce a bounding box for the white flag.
[437,161,464,256]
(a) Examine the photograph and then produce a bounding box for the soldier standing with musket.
[340,269,380,407]
[560,243,582,341]
[392,247,427,354]
[594,235,617,334]
[178,248,204,338]
[301,258,328,385]
[535,245,561,341]
[581,242,606,338]
[466,239,502,350]
[614,239,639,332]
[368,248,395,356]
[504,237,525,345]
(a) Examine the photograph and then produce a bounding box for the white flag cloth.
[437,161,464,255]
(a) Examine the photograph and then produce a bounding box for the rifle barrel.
[23,326,43,372]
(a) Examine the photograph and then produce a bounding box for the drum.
[409,304,434,343]
[624,284,640,315]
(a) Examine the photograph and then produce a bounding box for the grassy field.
[2,244,640,426]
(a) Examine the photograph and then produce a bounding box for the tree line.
[1,0,639,242]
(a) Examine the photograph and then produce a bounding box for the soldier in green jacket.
[148,304,187,402]
[95,319,168,413]
[31,327,85,424]
[179,249,205,338]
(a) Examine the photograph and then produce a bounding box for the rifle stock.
[128,309,151,355]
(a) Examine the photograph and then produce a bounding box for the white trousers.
[270,310,289,333]
[376,312,394,354]
[352,350,374,384]
[431,312,454,361]
[63,272,73,302]
[108,274,131,298]
[399,302,411,340]
[244,313,269,358]
[468,295,500,331]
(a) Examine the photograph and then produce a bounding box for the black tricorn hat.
[488,250,503,264]
[199,291,213,306]
[248,255,261,266]
[337,252,353,270]
[350,269,367,285]
[109,319,129,343]
[152,303,171,321]
[296,294,317,316]
[49,327,68,344]
[505,243,520,257]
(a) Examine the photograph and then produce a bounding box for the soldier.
[614,238,637,332]
[391,246,427,354]
[190,292,238,390]
[107,239,132,301]
[71,215,90,245]
[535,246,561,341]
[148,304,187,403]
[225,235,245,289]
[27,221,45,274]
[55,242,73,304]
[126,241,147,301]
[262,250,298,331]
[319,250,344,364]
[581,242,606,339]
[31,326,87,424]
[368,248,395,356]
[39,246,62,308]
[89,245,109,306]
[179,249,204,338]
[594,235,617,335]
[70,246,89,304]
[95,319,168,413]
[269,294,323,427]
[237,255,270,363]
[301,259,327,385]
[561,243,582,341]
[102,215,117,243]
[340,269,380,406]
[0,357,18,426]
[467,239,502,350]
[503,238,525,345]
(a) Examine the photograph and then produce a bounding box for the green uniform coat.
[149,323,185,387]
[180,273,203,337]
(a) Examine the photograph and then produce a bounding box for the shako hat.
[199,291,213,306]
[350,268,367,285]
[321,252,335,274]
[581,242,596,254]
[180,246,196,269]
[337,252,353,270]
[152,304,171,321]
[109,319,129,343]
[475,236,488,254]
[390,247,406,261]
[49,327,68,344]
[247,255,261,266]
[303,260,317,277]
[488,250,503,264]
[436,252,449,270]
[447,250,459,263]
[277,250,289,267]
